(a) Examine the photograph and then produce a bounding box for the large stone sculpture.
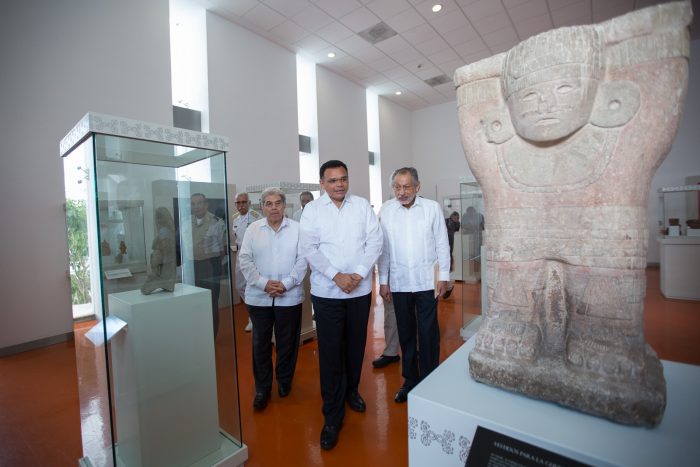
[454,2,691,426]
[141,207,177,294]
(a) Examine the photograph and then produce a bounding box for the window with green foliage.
[66,199,91,305]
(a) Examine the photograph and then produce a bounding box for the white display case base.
[79,437,247,467]
[408,337,700,467]
[109,284,232,467]
[658,236,700,301]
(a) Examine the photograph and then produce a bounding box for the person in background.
[292,191,314,221]
[190,193,227,336]
[377,167,450,404]
[443,211,461,299]
[231,192,262,332]
[371,270,400,369]
[238,187,307,410]
[298,160,383,450]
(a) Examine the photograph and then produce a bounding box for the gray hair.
[260,187,286,206]
[391,167,420,186]
[235,192,250,201]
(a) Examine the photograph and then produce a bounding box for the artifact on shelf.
[687,219,700,229]
[100,239,111,256]
[141,207,177,294]
[454,2,692,426]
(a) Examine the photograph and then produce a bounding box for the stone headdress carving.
[454,2,692,426]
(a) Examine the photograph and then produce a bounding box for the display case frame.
[656,182,700,301]
[458,182,485,340]
[61,113,246,467]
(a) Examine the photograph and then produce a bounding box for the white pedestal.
[658,236,700,300]
[109,284,224,467]
[408,337,700,467]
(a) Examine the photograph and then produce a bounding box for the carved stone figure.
[454,2,691,426]
[141,207,177,294]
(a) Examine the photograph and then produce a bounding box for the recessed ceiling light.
[327,52,336,58]
[395,91,402,95]
[432,4,443,13]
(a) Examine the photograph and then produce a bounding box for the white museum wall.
[647,39,700,264]
[316,66,371,200]
[206,12,300,194]
[378,97,413,203]
[410,100,474,209]
[0,0,173,351]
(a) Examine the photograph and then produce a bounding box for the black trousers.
[311,293,371,427]
[194,257,222,336]
[392,290,440,388]
[248,303,302,394]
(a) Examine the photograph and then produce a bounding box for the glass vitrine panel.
[244,181,320,220]
[61,114,244,467]
[459,182,485,340]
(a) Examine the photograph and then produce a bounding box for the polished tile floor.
[1,268,698,466]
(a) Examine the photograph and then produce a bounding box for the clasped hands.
[333,272,363,294]
[264,280,287,297]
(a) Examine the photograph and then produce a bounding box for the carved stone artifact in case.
[454,2,692,426]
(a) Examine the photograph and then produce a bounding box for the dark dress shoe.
[394,385,411,403]
[346,390,366,412]
[320,424,341,450]
[278,383,291,398]
[253,391,270,410]
[372,354,400,368]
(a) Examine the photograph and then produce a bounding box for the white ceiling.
[195,0,696,110]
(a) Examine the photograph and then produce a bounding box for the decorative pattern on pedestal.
[454,1,692,426]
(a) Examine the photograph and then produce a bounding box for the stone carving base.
[469,346,666,426]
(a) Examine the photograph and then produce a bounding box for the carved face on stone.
[503,26,603,143]
[506,74,598,142]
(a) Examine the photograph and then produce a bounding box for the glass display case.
[656,182,700,301]
[61,113,246,467]
[459,182,485,340]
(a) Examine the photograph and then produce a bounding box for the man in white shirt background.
[238,187,307,411]
[377,167,451,404]
[231,192,262,331]
[292,191,314,221]
[298,160,383,451]
[189,193,227,337]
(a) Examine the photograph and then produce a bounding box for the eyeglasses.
[392,184,416,193]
